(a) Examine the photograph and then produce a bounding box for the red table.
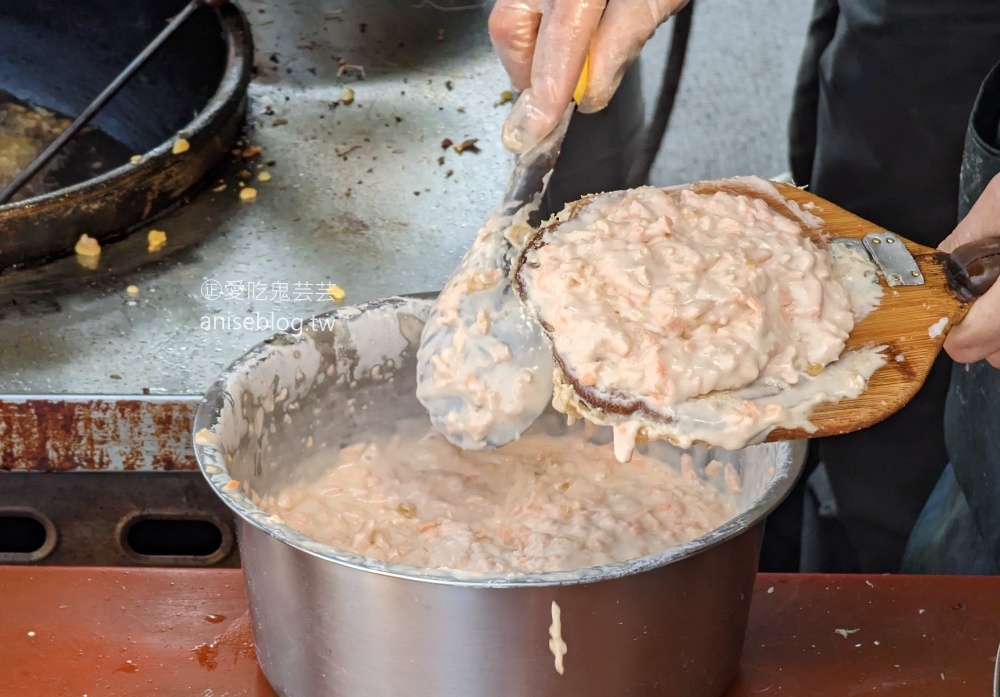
[1,568,997,696]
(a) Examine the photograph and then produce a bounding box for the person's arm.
[942,172,1000,368]
[489,0,689,153]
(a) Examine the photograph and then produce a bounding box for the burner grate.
[0,471,237,567]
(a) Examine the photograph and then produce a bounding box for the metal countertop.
[0,0,814,471]
[0,0,509,397]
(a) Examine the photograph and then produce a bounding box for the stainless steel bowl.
[193,295,802,697]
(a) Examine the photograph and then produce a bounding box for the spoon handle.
[500,106,575,219]
[945,236,1000,301]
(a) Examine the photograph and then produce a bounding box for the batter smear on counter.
[515,177,886,459]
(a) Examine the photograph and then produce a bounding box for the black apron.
[945,60,1000,570]
[541,62,645,219]
[772,0,1000,573]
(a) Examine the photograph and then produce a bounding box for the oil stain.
[194,642,219,671]
[193,611,256,672]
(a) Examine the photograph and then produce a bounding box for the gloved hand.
[489,0,690,153]
[941,172,1000,368]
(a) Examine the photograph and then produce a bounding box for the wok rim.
[0,3,253,215]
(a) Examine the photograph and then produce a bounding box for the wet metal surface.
[0,0,814,398]
[0,1,814,473]
[0,0,510,397]
[1,571,997,696]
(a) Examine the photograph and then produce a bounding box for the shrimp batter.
[257,420,739,574]
[516,178,884,459]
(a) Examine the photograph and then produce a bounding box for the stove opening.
[0,513,49,555]
[124,517,224,559]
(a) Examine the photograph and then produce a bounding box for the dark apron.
[768,0,1000,573]
[948,60,1000,572]
[902,61,1000,575]
[541,62,645,218]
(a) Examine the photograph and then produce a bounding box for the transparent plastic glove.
[941,173,1000,369]
[490,0,689,153]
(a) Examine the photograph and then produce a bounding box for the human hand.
[489,0,689,153]
[941,172,1000,368]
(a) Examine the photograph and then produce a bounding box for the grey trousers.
[903,59,1000,575]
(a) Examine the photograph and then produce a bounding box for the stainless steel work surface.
[0,0,509,396]
[0,0,810,399]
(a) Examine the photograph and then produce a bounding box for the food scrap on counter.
[74,233,100,257]
[453,139,480,154]
[495,90,515,107]
[147,229,167,253]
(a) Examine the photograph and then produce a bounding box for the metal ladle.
[415,106,573,451]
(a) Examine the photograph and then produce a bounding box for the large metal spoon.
[416,106,573,450]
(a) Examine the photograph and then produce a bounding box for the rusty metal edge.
[0,394,201,472]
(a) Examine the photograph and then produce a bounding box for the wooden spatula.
[689,179,999,443]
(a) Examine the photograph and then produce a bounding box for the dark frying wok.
[0,0,253,270]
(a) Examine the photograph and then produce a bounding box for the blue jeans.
[901,464,997,575]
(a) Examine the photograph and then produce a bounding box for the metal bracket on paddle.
[861,232,924,287]
[834,233,924,287]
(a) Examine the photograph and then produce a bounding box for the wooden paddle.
[687,179,1000,442]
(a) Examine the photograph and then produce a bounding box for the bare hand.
[941,172,1000,368]
[489,0,689,153]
